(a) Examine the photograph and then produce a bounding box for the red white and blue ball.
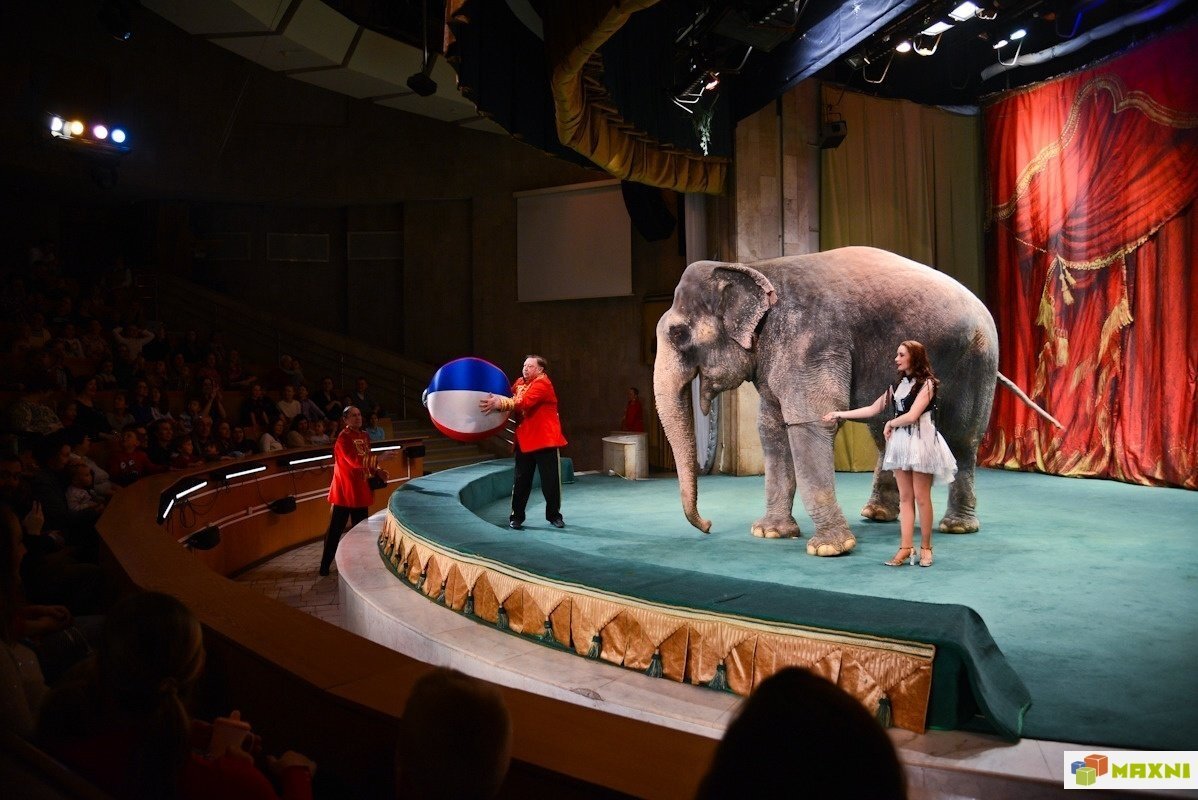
[423,358,511,442]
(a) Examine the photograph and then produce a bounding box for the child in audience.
[364,411,385,443]
[65,463,106,514]
[95,359,118,390]
[69,437,117,499]
[177,398,202,434]
[170,438,204,470]
[308,419,331,446]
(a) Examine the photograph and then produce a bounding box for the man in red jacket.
[319,406,386,575]
[480,355,568,530]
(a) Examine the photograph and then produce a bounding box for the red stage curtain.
[979,24,1198,488]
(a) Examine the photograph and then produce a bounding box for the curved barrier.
[383,461,1033,740]
[97,443,717,799]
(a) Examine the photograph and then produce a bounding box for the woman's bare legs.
[913,470,934,566]
[885,469,916,565]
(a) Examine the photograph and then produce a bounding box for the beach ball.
[423,357,512,442]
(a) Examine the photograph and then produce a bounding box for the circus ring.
[364,461,1034,740]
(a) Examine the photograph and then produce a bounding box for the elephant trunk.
[654,341,712,534]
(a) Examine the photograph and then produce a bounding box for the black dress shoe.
[550,517,565,529]
[508,520,524,530]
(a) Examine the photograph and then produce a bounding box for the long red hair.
[897,340,938,388]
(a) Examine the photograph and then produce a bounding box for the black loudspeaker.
[267,496,297,514]
[820,120,848,150]
[621,181,677,242]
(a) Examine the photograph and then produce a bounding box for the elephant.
[654,246,1039,556]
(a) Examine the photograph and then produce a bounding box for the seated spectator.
[396,668,512,800]
[240,383,278,432]
[72,376,114,441]
[196,352,222,390]
[177,398,202,435]
[0,503,47,737]
[141,322,171,363]
[59,322,84,360]
[258,417,288,453]
[295,384,325,422]
[68,437,116,499]
[65,462,106,514]
[26,312,52,350]
[276,384,301,422]
[274,354,305,389]
[214,420,235,456]
[169,351,189,385]
[694,667,907,800]
[206,331,228,368]
[108,428,161,487]
[344,376,381,416]
[146,419,177,468]
[307,419,331,446]
[80,319,112,363]
[111,321,155,359]
[191,417,216,457]
[10,322,39,357]
[313,377,343,419]
[179,329,204,364]
[37,592,316,800]
[200,440,224,463]
[128,380,154,426]
[57,400,85,446]
[228,425,254,457]
[196,380,226,424]
[148,386,173,422]
[171,437,204,470]
[223,348,256,389]
[106,392,135,432]
[284,417,311,448]
[145,358,170,390]
[8,385,63,437]
[94,358,118,390]
[112,342,136,387]
[364,412,385,443]
[30,436,99,546]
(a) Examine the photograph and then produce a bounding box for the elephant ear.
[713,264,777,350]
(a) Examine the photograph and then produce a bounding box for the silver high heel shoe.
[883,546,915,567]
[919,546,934,567]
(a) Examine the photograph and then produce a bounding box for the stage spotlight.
[993,39,1008,49]
[110,128,126,144]
[1010,28,1026,40]
[69,120,84,136]
[93,125,108,140]
[896,41,912,53]
[913,33,941,56]
[406,71,437,97]
[183,525,221,551]
[922,21,953,36]
[949,2,980,22]
[50,117,64,133]
[406,0,438,97]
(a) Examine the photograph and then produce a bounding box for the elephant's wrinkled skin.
[653,246,998,556]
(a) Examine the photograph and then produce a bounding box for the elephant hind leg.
[862,427,899,521]
[939,450,980,533]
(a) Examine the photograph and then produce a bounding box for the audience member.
[81,320,112,363]
[94,358,118,390]
[0,504,48,737]
[171,438,204,470]
[128,380,154,426]
[241,383,278,431]
[364,411,385,443]
[344,376,381,416]
[694,667,906,800]
[396,668,512,800]
[72,376,114,441]
[26,312,52,350]
[68,437,116,499]
[106,392,135,432]
[179,329,204,363]
[228,425,254,457]
[215,420,235,456]
[259,417,288,453]
[112,343,136,389]
[308,419,331,446]
[147,419,177,468]
[108,429,160,487]
[111,321,155,359]
[276,384,301,422]
[196,352,222,389]
[37,591,316,800]
[191,417,216,456]
[8,385,64,437]
[284,417,312,448]
[141,322,171,363]
[275,354,305,389]
[313,377,343,419]
[177,398,202,434]
[148,386,174,422]
[196,380,226,424]
[224,348,256,389]
[65,462,106,514]
[295,384,325,422]
[59,322,84,359]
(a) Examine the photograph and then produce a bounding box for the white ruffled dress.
[881,377,957,485]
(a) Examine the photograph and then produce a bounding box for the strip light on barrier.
[287,454,333,466]
[372,445,404,452]
[223,465,267,480]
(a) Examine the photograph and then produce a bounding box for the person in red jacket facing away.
[318,406,387,576]
[480,355,568,530]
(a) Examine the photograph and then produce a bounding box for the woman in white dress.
[822,340,956,567]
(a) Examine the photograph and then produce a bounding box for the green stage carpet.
[470,468,1198,749]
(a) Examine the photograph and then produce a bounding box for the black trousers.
[320,504,368,572]
[510,446,562,524]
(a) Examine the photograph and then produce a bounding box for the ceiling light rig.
[994,27,1026,66]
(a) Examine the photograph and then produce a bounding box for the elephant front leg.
[752,404,801,539]
[940,449,980,533]
[862,425,898,521]
[788,422,855,556]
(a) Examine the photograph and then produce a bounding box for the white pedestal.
[602,433,648,479]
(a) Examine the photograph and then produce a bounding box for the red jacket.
[510,375,567,452]
[328,428,374,508]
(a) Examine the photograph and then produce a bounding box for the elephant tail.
[996,372,1064,429]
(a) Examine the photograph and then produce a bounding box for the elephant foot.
[806,530,856,557]
[860,502,897,522]
[751,516,801,539]
[938,514,980,534]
